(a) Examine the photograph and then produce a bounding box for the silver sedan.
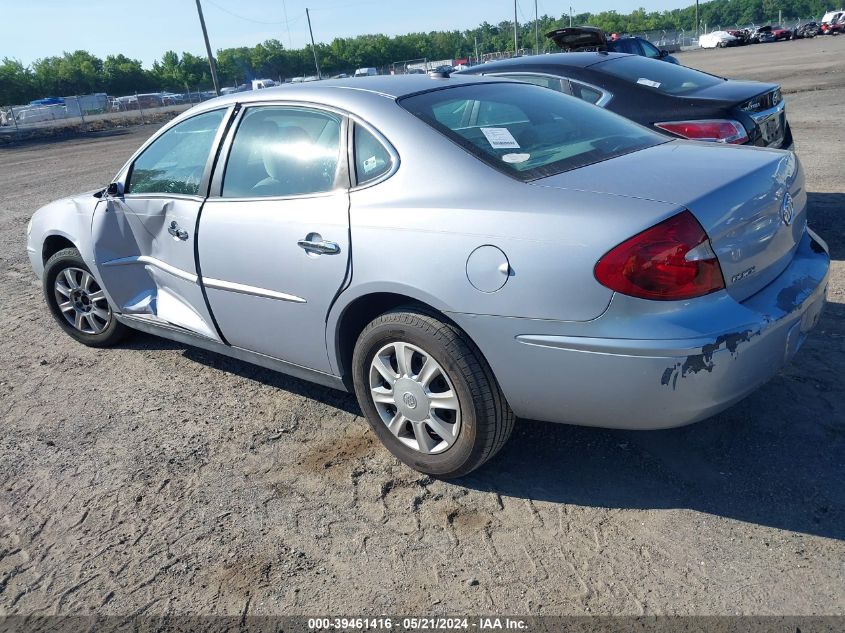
[26,75,829,477]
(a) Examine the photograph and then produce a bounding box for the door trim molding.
[203,277,307,303]
[101,255,198,283]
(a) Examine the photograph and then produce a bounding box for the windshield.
[398,82,662,181]
[598,55,724,95]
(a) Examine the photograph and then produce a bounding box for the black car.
[749,26,777,43]
[458,52,793,149]
[793,22,820,38]
[546,26,680,64]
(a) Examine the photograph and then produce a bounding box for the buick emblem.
[781,192,795,226]
[402,393,418,409]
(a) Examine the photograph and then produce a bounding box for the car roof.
[193,73,501,110]
[460,51,631,73]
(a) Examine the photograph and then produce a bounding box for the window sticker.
[502,153,530,164]
[480,127,520,149]
[362,155,379,173]
[637,78,661,88]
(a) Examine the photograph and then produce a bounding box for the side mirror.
[106,182,123,197]
[659,49,669,58]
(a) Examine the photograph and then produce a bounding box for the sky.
[2,0,694,68]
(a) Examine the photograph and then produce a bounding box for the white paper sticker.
[637,78,661,88]
[502,153,530,164]
[362,155,378,173]
[480,127,520,149]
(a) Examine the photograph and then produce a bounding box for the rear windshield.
[398,82,662,181]
[599,55,724,95]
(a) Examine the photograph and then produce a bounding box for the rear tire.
[352,307,514,478]
[43,247,127,347]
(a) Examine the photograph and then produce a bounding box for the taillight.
[654,119,749,144]
[594,211,725,301]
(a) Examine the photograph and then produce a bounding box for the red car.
[820,20,844,34]
[770,25,793,40]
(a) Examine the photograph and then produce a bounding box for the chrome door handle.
[297,238,340,255]
[168,220,188,241]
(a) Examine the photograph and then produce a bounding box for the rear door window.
[221,106,342,198]
[610,38,642,55]
[490,74,567,92]
[640,40,663,59]
[399,82,662,181]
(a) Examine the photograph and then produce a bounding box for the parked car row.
[26,52,828,477]
[703,24,803,48]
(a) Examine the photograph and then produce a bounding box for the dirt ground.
[1,36,843,618]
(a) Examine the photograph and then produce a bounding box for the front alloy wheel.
[43,247,127,347]
[54,267,111,334]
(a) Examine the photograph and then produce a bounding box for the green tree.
[0,58,34,105]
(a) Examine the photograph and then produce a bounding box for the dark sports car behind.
[459,52,793,150]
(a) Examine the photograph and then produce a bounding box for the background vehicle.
[459,52,793,149]
[700,31,740,48]
[726,28,752,44]
[820,15,844,34]
[770,25,793,40]
[793,22,820,38]
[354,67,378,77]
[820,9,845,31]
[252,78,277,90]
[26,76,827,477]
[749,26,776,42]
[546,27,679,63]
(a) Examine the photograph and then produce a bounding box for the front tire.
[43,247,127,347]
[352,308,514,478]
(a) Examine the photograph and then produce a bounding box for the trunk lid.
[545,26,608,51]
[532,141,806,302]
[682,80,778,105]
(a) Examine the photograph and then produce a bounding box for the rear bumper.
[449,229,829,430]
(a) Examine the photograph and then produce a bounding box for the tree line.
[0,0,831,106]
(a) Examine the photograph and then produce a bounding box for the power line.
[281,0,293,48]
[203,0,305,26]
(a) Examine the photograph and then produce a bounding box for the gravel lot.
[1,36,843,618]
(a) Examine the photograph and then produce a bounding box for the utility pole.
[306,8,322,79]
[534,0,539,53]
[695,0,700,38]
[778,9,782,24]
[513,0,519,52]
[474,35,479,62]
[194,0,220,96]
[569,6,573,27]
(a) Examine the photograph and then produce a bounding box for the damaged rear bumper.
[448,229,829,430]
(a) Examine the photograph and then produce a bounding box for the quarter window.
[222,106,342,198]
[354,125,393,184]
[569,80,605,105]
[127,109,226,196]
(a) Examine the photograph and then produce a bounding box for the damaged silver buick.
[26,75,830,476]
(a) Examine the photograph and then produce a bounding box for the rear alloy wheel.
[43,247,127,347]
[352,307,514,478]
[368,340,462,455]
